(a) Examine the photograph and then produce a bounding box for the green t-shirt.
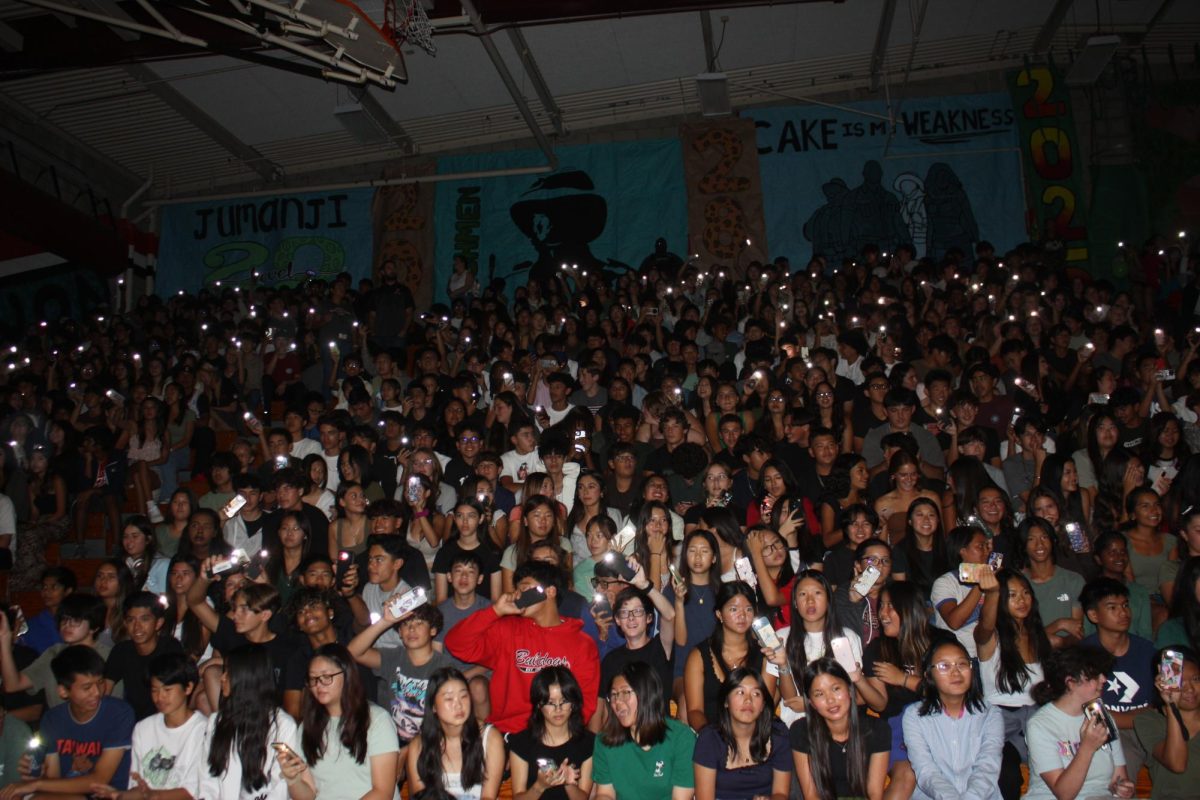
[1026,567,1083,637]
[1134,709,1200,800]
[309,704,400,800]
[593,718,696,799]
[0,713,32,788]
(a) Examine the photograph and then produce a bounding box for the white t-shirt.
[322,453,341,492]
[931,570,981,658]
[199,709,301,800]
[1025,701,1125,800]
[309,704,400,800]
[500,449,544,483]
[0,494,15,546]
[291,438,323,461]
[129,711,208,795]
[764,625,863,727]
[979,645,1042,707]
[361,581,413,650]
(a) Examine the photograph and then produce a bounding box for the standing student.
[0,646,135,799]
[508,667,595,800]
[298,644,399,800]
[91,653,207,800]
[692,667,791,800]
[593,661,697,800]
[103,592,185,720]
[1025,645,1136,800]
[791,658,889,800]
[201,646,315,800]
[405,667,505,800]
[902,639,1004,800]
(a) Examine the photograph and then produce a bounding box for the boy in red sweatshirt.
[444,560,599,734]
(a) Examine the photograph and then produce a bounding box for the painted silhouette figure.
[803,177,850,263]
[842,160,909,257]
[924,162,979,260]
[893,173,928,258]
[509,169,608,286]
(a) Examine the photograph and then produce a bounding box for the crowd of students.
[0,236,1199,799]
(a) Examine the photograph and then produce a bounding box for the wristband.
[778,663,792,676]
[412,510,430,519]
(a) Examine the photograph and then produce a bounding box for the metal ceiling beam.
[869,0,897,91]
[349,86,415,150]
[505,27,564,136]
[699,9,716,72]
[1145,0,1178,35]
[461,0,558,171]
[1033,0,1075,54]
[123,62,283,181]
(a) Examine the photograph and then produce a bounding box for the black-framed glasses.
[541,699,574,710]
[307,671,344,687]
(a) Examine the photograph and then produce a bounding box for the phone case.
[514,586,546,609]
[387,587,428,618]
[1082,699,1119,746]
[852,565,881,596]
[987,552,1004,571]
[1064,523,1090,553]
[221,493,247,519]
[667,563,684,585]
[830,637,857,675]
[958,563,987,584]
[603,551,636,581]
[591,592,612,616]
[212,549,250,576]
[336,550,353,580]
[751,617,781,650]
[1161,650,1184,690]
[735,556,758,587]
[405,478,422,504]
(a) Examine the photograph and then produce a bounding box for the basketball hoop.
[385,0,437,56]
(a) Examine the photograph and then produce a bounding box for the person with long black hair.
[298,643,398,800]
[791,658,889,800]
[508,666,595,800]
[903,638,1004,799]
[692,667,791,800]
[406,666,506,800]
[201,645,315,800]
[901,497,949,600]
[683,581,764,731]
[594,661,697,800]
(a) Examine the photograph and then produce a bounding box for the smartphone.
[26,736,43,777]
[5,607,27,638]
[271,741,299,760]
[336,550,353,582]
[514,586,547,609]
[405,477,422,504]
[221,494,247,519]
[987,552,1004,571]
[602,551,636,581]
[958,563,988,584]
[387,587,428,619]
[851,564,881,596]
[1157,369,1176,382]
[1161,649,1184,690]
[211,549,250,578]
[273,455,288,470]
[1064,522,1089,553]
[611,526,636,554]
[667,563,684,585]
[1082,699,1119,746]
[751,616,781,650]
[245,549,270,580]
[1088,392,1110,405]
[591,592,612,617]
[734,556,758,587]
[535,757,556,773]
[830,636,857,675]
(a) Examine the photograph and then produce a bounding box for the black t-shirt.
[212,616,296,691]
[642,444,678,477]
[789,711,890,796]
[599,636,673,715]
[369,283,415,339]
[431,540,502,600]
[507,729,596,800]
[262,503,328,559]
[104,636,184,720]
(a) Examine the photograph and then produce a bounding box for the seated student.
[508,667,595,800]
[92,653,207,800]
[593,661,696,800]
[596,579,676,730]
[0,703,35,789]
[298,644,400,800]
[405,667,506,800]
[1087,531,1153,640]
[0,593,109,713]
[444,560,600,735]
[434,550,492,679]
[103,592,184,721]
[222,474,271,554]
[903,638,1004,800]
[347,534,415,650]
[348,595,452,776]
[202,645,316,800]
[2,645,135,798]
[692,667,791,800]
[1025,645,1136,800]
[19,566,76,656]
[1080,576,1156,781]
[280,588,344,720]
[1134,645,1200,799]
[364,499,432,592]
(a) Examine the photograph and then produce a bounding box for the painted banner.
[0,263,108,340]
[751,93,1026,266]
[1009,66,1089,266]
[373,159,438,311]
[680,118,769,270]
[156,188,374,295]
[432,139,687,304]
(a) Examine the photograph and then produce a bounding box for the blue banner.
[156,188,375,295]
[433,139,687,304]
[751,94,1026,266]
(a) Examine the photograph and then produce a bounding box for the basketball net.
[384,0,437,56]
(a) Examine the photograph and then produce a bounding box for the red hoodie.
[445,607,599,733]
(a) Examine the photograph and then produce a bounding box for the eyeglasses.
[542,699,573,710]
[590,578,625,590]
[768,396,785,403]
[705,474,730,482]
[307,671,344,687]
[616,609,647,620]
[762,541,785,554]
[815,391,834,398]
[610,689,636,702]
[932,660,972,674]
[459,436,481,444]
[862,556,892,567]
[869,383,889,390]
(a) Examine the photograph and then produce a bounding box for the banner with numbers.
[372,159,438,312]
[156,188,375,295]
[750,94,1026,266]
[1009,66,1090,267]
[680,118,769,269]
